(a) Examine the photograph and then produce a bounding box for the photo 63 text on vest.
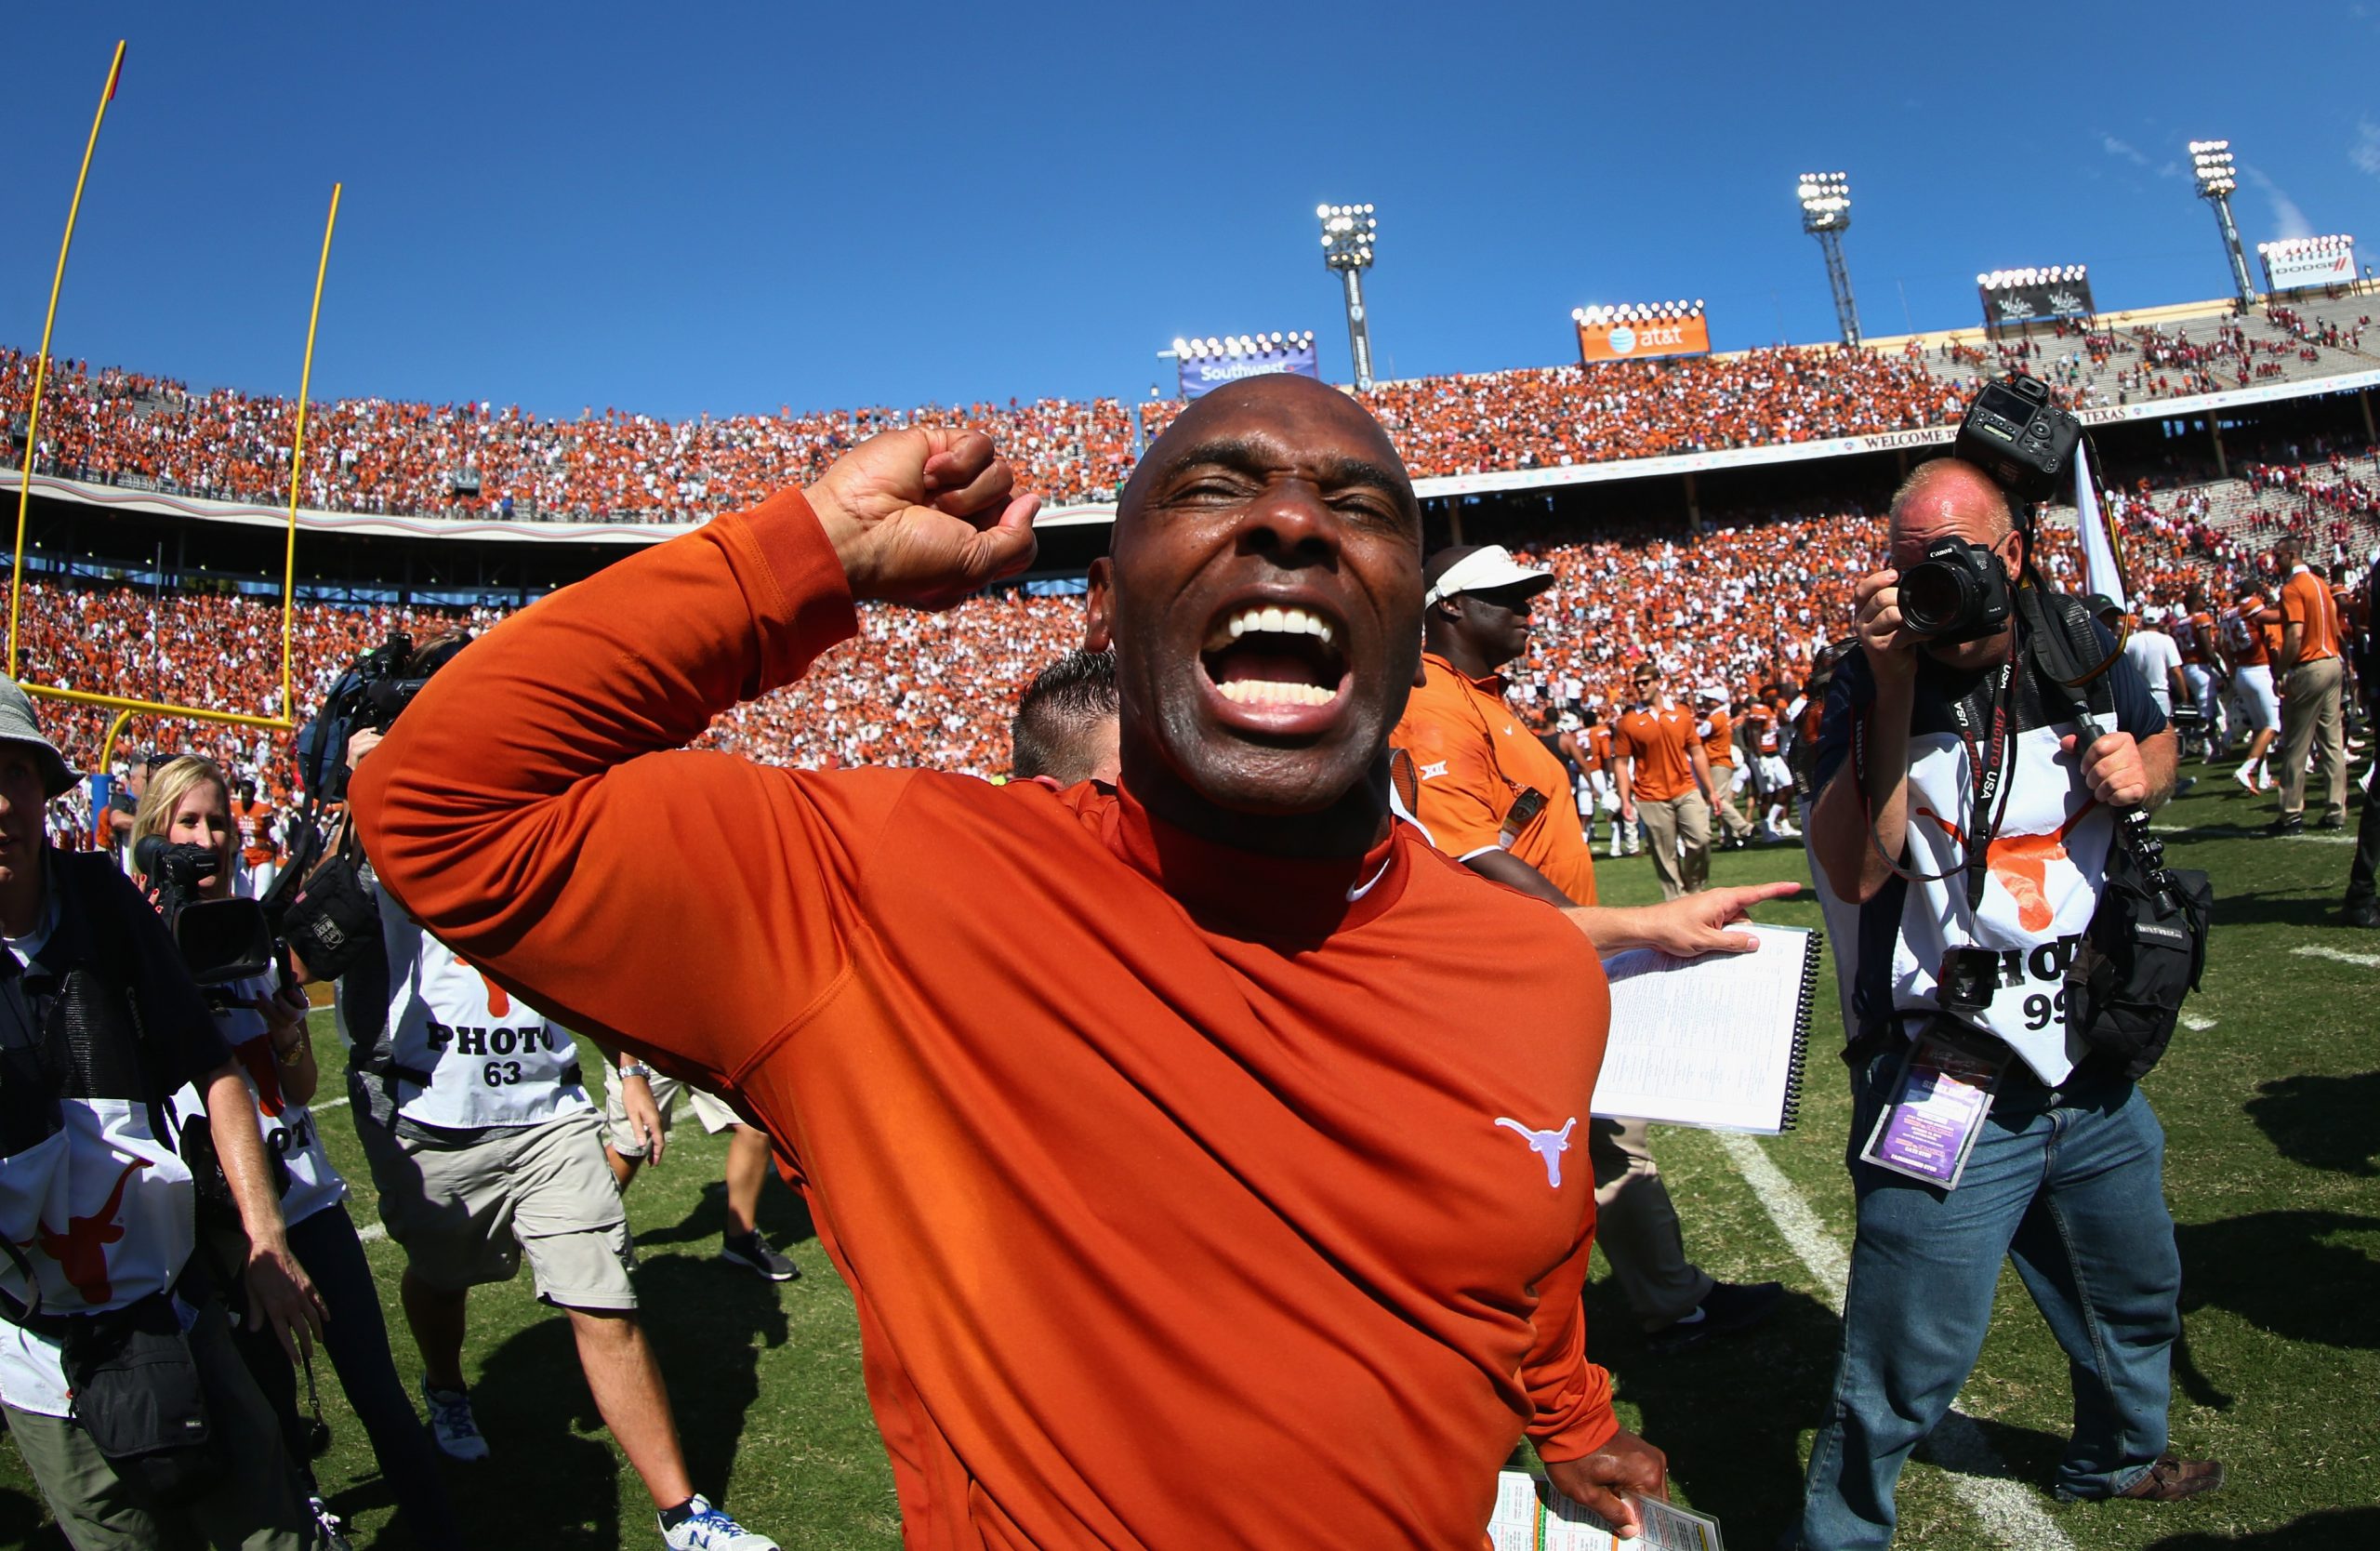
[424,1019,568,1082]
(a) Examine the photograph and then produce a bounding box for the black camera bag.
[58,1290,218,1505]
[2065,828,2212,1079]
[2019,589,2213,1078]
[279,826,381,984]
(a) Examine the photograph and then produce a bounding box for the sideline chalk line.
[1712,1131,2079,1551]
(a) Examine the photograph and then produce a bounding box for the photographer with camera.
[0,684,327,1550]
[1795,440,2217,1549]
[134,755,464,1549]
[311,655,774,1551]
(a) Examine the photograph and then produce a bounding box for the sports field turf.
[5,768,2374,1549]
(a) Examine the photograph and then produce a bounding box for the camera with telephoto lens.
[1950,373,2082,504]
[134,836,273,989]
[1898,535,2015,644]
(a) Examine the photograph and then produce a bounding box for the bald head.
[1117,374,1416,536]
[1889,458,2014,562]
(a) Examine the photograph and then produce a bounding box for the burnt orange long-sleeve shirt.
[355,489,1619,1549]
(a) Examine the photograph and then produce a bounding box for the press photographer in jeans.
[1796,457,2218,1549]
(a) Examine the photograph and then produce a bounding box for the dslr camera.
[1950,373,2082,505]
[1898,536,2013,645]
[135,836,274,989]
[1898,374,2090,644]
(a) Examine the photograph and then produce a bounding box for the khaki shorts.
[602,1065,743,1158]
[356,1107,637,1310]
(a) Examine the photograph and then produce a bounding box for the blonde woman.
[135,756,463,1550]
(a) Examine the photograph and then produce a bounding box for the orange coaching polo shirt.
[1698,707,1735,768]
[1614,703,1699,803]
[356,494,1620,1549]
[1393,653,1599,907]
[2281,566,2342,663]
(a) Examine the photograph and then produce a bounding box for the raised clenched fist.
[805,428,1041,611]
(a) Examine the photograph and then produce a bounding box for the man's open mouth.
[1199,602,1352,709]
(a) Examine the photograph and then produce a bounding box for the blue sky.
[7,3,2378,424]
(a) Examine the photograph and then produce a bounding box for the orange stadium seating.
[6,294,2372,522]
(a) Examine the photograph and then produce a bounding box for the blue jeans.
[1797,1044,2182,1549]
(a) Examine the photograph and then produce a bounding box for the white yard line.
[313,1095,350,1111]
[2149,824,2351,845]
[355,1222,387,1243]
[2180,1014,2218,1032]
[1712,1131,2079,1551]
[2292,944,2380,970]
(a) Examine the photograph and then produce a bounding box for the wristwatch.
[617,1060,653,1081]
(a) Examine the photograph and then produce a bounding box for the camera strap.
[1948,659,2016,911]
[1852,651,2016,904]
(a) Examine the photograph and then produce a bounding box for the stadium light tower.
[2188,140,2257,312]
[1318,204,1379,391]
[1796,172,1861,348]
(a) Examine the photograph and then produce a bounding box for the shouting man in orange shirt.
[357,377,1682,1547]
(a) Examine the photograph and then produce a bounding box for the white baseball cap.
[1423,546,1554,607]
[1694,683,1726,704]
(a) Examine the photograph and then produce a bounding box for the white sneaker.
[2233,763,2256,793]
[422,1378,490,1462]
[309,1496,353,1551]
[661,1495,779,1550]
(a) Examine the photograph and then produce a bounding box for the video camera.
[134,835,274,988]
[267,630,469,981]
[295,631,470,805]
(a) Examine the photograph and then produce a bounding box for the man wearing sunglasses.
[1393,545,1788,1355]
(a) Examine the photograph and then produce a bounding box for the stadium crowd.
[10,298,2373,527]
[1144,347,1965,474]
[1,348,1140,519]
[11,439,2372,851]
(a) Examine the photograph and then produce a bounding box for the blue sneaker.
[660,1495,778,1550]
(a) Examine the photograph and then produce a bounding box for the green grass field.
[5,765,2374,1550]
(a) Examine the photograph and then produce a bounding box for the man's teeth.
[1222,604,1334,646]
[1218,681,1340,707]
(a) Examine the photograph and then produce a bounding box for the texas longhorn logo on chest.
[1495,1116,1578,1187]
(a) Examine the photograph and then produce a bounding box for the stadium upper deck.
[6,292,2374,542]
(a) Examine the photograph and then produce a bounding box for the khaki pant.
[1638,791,1712,899]
[4,1300,314,1551]
[1709,765,1754,842]
[2278,656,2348,824]
[356,1107,638,1309]
[1589,1117,1714,1329]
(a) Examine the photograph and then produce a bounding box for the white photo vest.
[1889,722,2111,1084]
[168,974,347,1227]
[0,1097,198,1417]
[337,901,586,1130]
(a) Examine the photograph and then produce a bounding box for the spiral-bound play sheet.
[1592,923,1820,1134]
